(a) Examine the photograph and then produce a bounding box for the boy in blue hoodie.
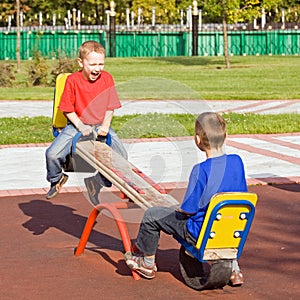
[125,112,247,286]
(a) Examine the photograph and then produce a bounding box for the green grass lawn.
[0,55,299,145]
[1,113,299,145]
[1,56,300,100]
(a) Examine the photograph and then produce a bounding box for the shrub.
[51,57,79,85]
[27,51,50,86]
[0,63,15,87]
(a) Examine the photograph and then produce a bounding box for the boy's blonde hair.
[195,112,226,150]
[78,40,106,59]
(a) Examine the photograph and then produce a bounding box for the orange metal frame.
[74,201,141,280]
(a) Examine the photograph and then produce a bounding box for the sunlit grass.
[1,112,299,145]
[1,56,299,100]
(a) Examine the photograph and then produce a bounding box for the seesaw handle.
[72,132,112,153]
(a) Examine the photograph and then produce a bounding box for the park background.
[0,1,300,60]
[0,3,299,299]
[0,0,299,144]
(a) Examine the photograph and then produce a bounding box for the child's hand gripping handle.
[96,133,112,146]
[72,132,112,154]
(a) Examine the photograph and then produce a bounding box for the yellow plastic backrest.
[52,73,71,129]
[195,192,258,249]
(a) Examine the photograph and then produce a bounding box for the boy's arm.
[97,110,114,136]
[65,112,93,136]
[180,164,204,216]
[177,207,196,216]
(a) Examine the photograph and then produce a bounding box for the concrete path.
[0,100,299,197]
[0,99,300,118]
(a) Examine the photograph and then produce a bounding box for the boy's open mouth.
[90,71,100,80]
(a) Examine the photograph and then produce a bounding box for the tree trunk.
[222,9,230,69]
[16,0,21,73]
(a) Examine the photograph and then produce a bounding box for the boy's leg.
[230,260,244,286]
[125,206,190,279]
[109,127,128,159]
[124,252,157,279]
[45,124,77,199]
[135,206,190,254]
[84,127,128,205]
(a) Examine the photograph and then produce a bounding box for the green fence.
[196,30,300,56]
[0,29,299,59]
[0,30,106,60]
[115,32,190,57]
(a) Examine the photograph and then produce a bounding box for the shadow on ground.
[0,184,299,299]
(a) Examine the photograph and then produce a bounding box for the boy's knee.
[143,206,163,222]
[45,147,55,160]
[46,146,62,161]
[143,207,155,222]
[145,206,175,224]
[110,138,128,159]
[145,206,158,216]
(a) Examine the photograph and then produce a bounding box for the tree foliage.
[131,0,178,24]
[0,0,299,26]
[200,0,292,23]
[200,0,278,68]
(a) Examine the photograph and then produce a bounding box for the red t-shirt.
[59,70,121,125]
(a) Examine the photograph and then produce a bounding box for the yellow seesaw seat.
[180,192,258,262]
[178,192,258,290]
[52,73,71,136]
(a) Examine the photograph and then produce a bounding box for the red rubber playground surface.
[1,184,299,300]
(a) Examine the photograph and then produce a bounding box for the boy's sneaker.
[46,173,69,199]
[84,176,103,206]
[124,251,156,279]
[229,271,244,286]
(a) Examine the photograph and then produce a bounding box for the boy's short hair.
[79,40,106,59]
[195,112,226,150]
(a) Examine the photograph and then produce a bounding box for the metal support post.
[192,1,199,56]
[109,1,116,57]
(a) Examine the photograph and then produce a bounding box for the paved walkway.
[1,99,300,117]
[0,100,299,197]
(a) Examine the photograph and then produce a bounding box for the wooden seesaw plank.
[75,140,179,210]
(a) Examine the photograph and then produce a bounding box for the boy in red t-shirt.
[45,41,127,204]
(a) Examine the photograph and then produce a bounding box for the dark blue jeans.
[135,206,196,255]
[46,123,127,183]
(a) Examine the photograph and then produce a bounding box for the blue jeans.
[135,206,196,255]
[46,123,128,184]
[136,207,240,272]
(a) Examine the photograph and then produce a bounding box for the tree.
[16,0,21,72]
[201,0,264,68]
[131,0,178,24]
[2,0,299,27]
[0,0,15,27]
